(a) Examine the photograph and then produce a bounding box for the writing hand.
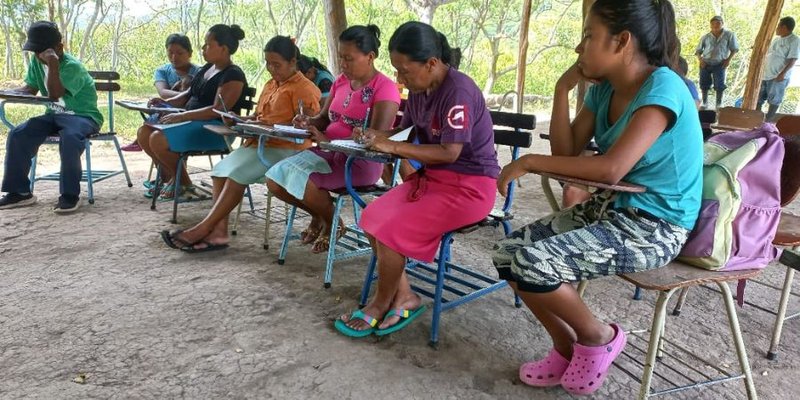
[293,114,310,129]
[363,129,393,153]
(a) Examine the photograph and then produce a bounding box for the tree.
[403,0,456,24]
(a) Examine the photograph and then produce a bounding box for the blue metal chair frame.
[149,87,258,223]
[2,71,133,204]
[358,110,534,346]
[278,150,399,288]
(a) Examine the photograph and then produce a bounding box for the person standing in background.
[757,16,799,122]
[695,15,739,109]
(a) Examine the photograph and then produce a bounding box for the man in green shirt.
[0,21,102,213]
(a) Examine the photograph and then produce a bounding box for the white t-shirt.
[763,33,800,81]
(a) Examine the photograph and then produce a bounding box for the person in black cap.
[694,15,739,109]
[0,21,103,213]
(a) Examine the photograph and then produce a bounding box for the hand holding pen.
[353,107,371,144]
[293,99,311,129]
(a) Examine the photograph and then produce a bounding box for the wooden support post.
[323,0,347,76]
[515,0,533,113]
[575,0,595,112]
[741,0,785,110]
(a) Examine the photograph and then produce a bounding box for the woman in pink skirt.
[266,25,400,254]
[335,21,499,337]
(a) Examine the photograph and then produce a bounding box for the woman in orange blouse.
[161,35,320,252]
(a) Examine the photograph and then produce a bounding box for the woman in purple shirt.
[335,21,499,338]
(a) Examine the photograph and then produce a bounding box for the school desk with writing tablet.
[0,90,52,104]
[318,141,396,164]
[232,123,311,140]
[539,171,646,193]
[115,100,185,114]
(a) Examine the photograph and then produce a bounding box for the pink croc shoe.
[519,348,571,387]
[560,323,627,396]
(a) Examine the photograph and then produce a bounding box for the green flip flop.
[334,310,379,338]
[375,305,427,336]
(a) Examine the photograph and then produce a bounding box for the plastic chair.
[3,70,133,204]
[359,110,534,346]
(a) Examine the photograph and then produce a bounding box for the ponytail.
[389,21,453,65]
[437,32,452,65]
[656,0,679,71]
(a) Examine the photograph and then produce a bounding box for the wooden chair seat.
[774,212,800,246]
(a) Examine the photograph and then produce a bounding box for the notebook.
[329,126,413,149]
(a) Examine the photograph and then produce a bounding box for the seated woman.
[161,36,321,252]
[493,0,701,395]
[137,24,248,200]
[122,33,200,152]
[297,54,335,105]
[266,25,400,254]
[335,22,499,336]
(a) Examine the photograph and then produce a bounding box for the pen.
[217,94,229,114]
[360,107,371,144]
[298,99,304,117]
[362,107,371,131]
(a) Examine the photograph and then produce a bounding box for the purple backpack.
[679,124,783,276]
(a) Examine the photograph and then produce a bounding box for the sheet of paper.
[388,126,413,142]
[330,139,366,149]
[273,124,309,135]
[145,121,191,130]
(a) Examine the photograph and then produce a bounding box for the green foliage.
[0,0,798,140]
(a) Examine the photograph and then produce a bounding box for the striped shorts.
[492,194,690,293]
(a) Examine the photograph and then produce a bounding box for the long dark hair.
[207,24,245,55]
[165,33,192,53]
[590,0,678,70]
[339,24,381,57]
[388,21,453,65]
[297,55,331,75]
[263,35,299,62]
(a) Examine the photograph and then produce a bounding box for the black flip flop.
[180,241,229,254]
[160,229,194,249]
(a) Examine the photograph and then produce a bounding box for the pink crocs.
[560,323,627,396]
[519,348,571,387]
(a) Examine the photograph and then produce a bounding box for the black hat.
[23,21,62,53]
[710,15,724,23]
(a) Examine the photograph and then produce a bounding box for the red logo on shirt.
[447,105,467,129]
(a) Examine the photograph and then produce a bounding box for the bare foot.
[189,231,229,251]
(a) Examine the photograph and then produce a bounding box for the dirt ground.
[1,131,799,400]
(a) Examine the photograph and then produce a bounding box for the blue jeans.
[2,113,99,196]
[757,78,790,107]
[699,63,727,92]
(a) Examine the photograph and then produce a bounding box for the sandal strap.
[384,308,412,319]
[350,310,378,327]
